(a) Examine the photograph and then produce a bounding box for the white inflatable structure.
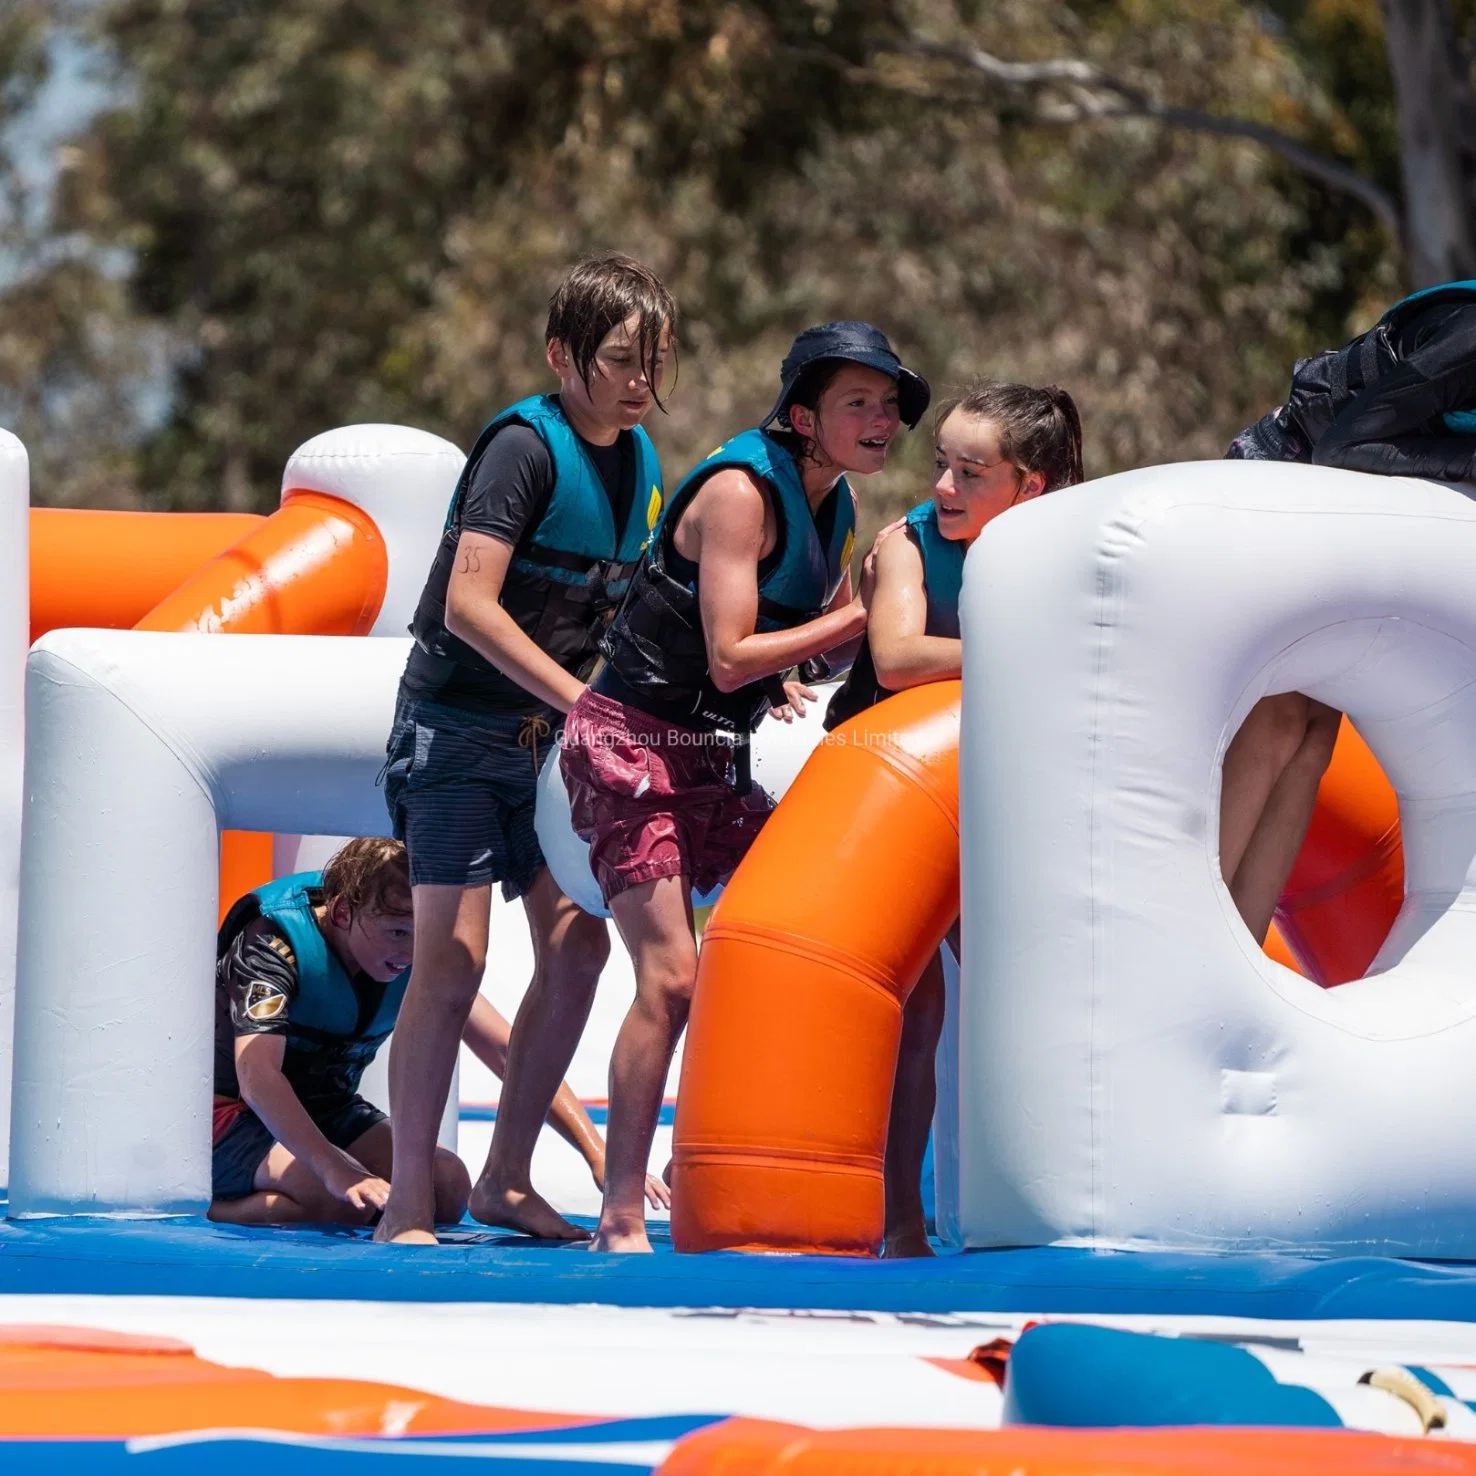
[0,434,26,1187]
[947,460,1476,1256]
[0,426,462,1192]
[11,632,409,1215]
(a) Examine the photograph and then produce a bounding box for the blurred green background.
[0,0,1456,547]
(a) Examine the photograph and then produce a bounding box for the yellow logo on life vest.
[840,528,855,571]
[645,483,663,530]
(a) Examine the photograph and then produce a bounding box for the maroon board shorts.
[561,687,774,905]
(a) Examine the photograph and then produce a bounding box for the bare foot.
[589,1222,652,1253]
[469,1179,589,1241]
[371,1217,438,1246]
[882,1225,936,1259]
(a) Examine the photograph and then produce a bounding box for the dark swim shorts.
[381,693,559,899]
[210,1094,387,1201]
[560,687,773,905]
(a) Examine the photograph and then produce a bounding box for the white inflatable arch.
[946,460,1476,1257]
[10,631,408,1215]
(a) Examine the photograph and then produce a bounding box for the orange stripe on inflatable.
[658,1418,1476,1475]
[672,683,960,1256]
[135,490,388,636]
[218,830,276,926]
[29,508,264,645]
[1273,718,1404,987]
[0,1325,590,1437]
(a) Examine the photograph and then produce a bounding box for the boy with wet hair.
[376,253,677,1244]
[211,837,637,1226]
[210,838,468,1225]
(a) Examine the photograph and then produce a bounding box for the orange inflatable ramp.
[0,1324,587,1438]
[660,1417,1476,1475]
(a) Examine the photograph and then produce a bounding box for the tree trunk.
[1380,0,1476,286]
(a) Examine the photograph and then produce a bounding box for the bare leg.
[373,883,490,1245]
[208,1141,372,1227]
[347,1119,471,1226]
[470,869,608,1239]
[1220,694,1341,943]
[883,945,947,1258]
[594,875,696,1253]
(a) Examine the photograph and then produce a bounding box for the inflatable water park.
[8,420,1476,1472]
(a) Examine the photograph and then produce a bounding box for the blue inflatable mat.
[5,1206,1476,1319]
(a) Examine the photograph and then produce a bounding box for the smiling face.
[932,409,1046,545]
[788,364,902,477]
[330,898,415,983]
[550,310,671,439]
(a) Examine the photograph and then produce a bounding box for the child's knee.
[413,946,486,1014]
[641,953,697,1017]
[556,910,611,980]
[432,1148,472,1223]
[1246,692,1315,768]
[1300,701,1342,770]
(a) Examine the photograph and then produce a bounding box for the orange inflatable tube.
[672,681,961,1256]
[134,489,388,636]
[29,508,263,644]
[659,1417,1476,1475]
[31,491,392,914]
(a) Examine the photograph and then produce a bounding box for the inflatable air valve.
[672,681,960,1255]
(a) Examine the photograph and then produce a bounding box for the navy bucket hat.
[760,321,931,431]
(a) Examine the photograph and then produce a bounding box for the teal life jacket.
[407,394,664,697]
[221,872,408,1094]
[824,499,964,730]
[598,428,856,736]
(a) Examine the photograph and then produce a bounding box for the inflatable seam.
[700,920,913,1003]
[679,1146,881,1173]
[862,743,960,837]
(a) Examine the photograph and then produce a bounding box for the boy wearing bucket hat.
[561,322,930,1252]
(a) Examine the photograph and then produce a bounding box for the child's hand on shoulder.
[859,517,907,608]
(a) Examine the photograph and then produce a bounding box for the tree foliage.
[0,0,1426,529]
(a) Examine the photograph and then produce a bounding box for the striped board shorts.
[381,692,559,899]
